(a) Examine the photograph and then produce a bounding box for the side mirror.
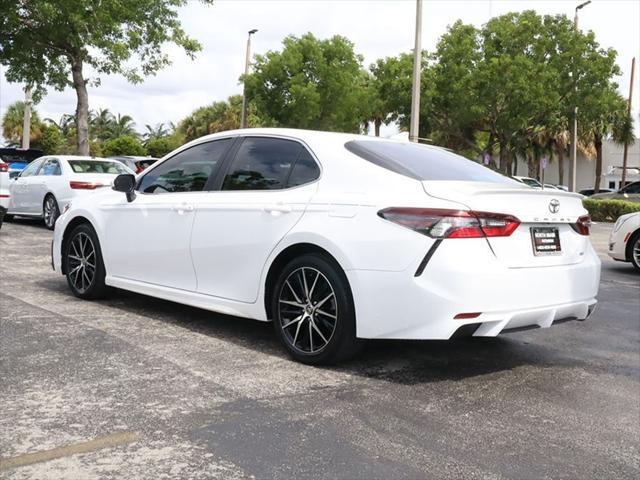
[113,174,136,202]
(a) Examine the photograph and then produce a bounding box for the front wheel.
[272,253,363,365]
[629,231,640,272]
[43,195,59,230]
[63,223,109,299]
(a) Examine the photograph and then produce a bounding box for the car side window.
[222,137,302,191]
[39,158,61,176]
[19,159,44,178]
[286,148,320,188]
[622,182,640,194]
[138,139,232,194]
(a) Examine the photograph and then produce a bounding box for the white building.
[514,138,640,191]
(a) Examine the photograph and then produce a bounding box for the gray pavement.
[1,218,639,479]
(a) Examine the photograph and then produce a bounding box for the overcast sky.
[1,0,638,143]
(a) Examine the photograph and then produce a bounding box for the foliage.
[102,135,146,157]
[245,33,368,132]
[145,135,182,158]
[1,101,42,145]
[0,0,213,154]
[583,199,640,222]
[32,123,64,154]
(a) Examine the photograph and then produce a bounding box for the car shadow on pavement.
[34,277,586,386]
[4,217,48,229]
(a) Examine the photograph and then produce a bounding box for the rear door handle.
[172,204,194,214]
[264,203,292,215]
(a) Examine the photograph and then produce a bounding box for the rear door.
[190,136,320,303]
[102,140,232,290]
[34,158,64,214]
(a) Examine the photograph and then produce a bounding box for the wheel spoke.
[308,320,314,352]
[282,314,304,329]
[285,280,303,304]
[82,269,91,288]
[311,321,328,345]
[279,299,305,309]
[68,254,82,262]
[301,268,310,300]
[292,319,303,346]
[308,271,320,300]
[316,308,336,320]
[314,292,334,310]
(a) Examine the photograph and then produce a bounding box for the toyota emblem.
[549,199,560,213]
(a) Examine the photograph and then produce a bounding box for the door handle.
[264,203,292,215]
[172,204,194,214]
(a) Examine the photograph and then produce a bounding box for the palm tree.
[90,108,114,141]
[108,114,137,139]
[143,123,169,145]
[2,101,42,146]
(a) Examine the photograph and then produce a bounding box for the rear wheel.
[63,224,108,299]
[629,231,640,272]
[272,253,363,365]
[43,195,59,230]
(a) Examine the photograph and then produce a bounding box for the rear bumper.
[347,238,601,340]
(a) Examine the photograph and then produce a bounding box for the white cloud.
[1,0,638,143]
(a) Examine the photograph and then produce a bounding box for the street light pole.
[409,0,422,143]
[240,29,258,129]
[569,0,591,192]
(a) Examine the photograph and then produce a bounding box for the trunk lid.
[422,181,590,268]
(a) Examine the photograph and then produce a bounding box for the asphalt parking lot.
[1,219,638,479]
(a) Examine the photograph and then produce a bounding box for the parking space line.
[0,431,140,471]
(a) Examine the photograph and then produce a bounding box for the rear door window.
[345,140,516,184]
[286,149,320,188]
[38,158,61,176]
[222,137,302,191]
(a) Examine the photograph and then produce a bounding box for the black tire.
[272,253,363,365]
[628,230,640,272]
[63,223,109,299]
[3,214,14,222]
[43,194,60,230]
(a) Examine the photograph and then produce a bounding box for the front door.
[102,139,233,291]
[9,158,44,214]
[190,136,321,303]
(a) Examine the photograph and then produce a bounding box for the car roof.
[44,155,119,162]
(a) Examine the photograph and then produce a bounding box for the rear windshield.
[345,140,516,184]
[69,160,130,174]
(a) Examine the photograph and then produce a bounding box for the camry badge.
[549,199,560,214]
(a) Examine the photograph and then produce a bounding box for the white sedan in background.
[6,156,132,229]
[608,212,640,271]
[0,160,10,209]
[52,129,600,364]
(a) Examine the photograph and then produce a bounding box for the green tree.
[32,123,64,154]
[145,135,181,158]
[91,108,115,141]
[245,33,368,132]
[0,0,213,155]
[102,135,146,157]
[1,101,42,146]
[108,114,137,139]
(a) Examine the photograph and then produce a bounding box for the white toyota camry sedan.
[608,212,640,271]
[52,129,601,364]
[7,156,132,229]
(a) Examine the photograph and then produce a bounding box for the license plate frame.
[530,226,561,256]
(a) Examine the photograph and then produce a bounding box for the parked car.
[608,212,640,271]
[110,156,158,174]
[0,160,10,210]
[52,129,600,364]
[0,147,44,178]
[579,188,613,197]
[0,205,6,230]
[513,175,543,189]
[6,156,132,229]
[590,181,640,202]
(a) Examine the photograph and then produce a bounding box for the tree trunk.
[71,57,90,155]
[594,133,603,194]
[374,117,381,137]
[499,140,508,173]
[557,146,564,186]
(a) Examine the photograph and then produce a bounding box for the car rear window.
[69,160,130,174]
[345,140,516,184]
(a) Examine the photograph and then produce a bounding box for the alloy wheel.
[67,232,96,294]
[277,267,338,354]
[44,197,58,228]
[633,237,640,268]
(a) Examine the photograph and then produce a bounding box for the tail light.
[377,208,520,239]
[0,163,7,172]
[571,215,591,236]
[69,181,105,190]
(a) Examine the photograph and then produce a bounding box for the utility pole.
[21,85,32,149]
[409,0,422,143]
[240,29,258,129]
[569,0,591,192]
[621,57,635,188]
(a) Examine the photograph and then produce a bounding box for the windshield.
[345,140,517,184]
[68,160,130,174]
